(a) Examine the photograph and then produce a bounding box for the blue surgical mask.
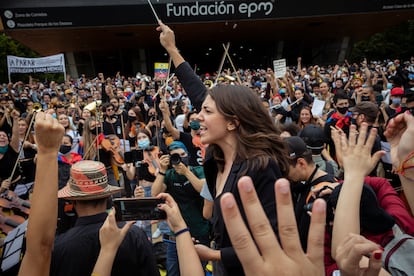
[188,104,193,112]
[387,83,393,90]
[189,120,200,130]
[138,139,150,149]
[392,98,401,106]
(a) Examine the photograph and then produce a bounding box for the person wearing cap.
[384,87,404,119]
[299,124,339,177]
[50,160,159,276]
[284,136,337,251]
[151,141,209,276]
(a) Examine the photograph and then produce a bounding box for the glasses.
[106,108,114,112]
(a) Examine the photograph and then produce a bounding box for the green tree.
[349,20,414,62]
[0,33,39,83]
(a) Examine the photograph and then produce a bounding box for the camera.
[113,198,166,221]
[124,149,144,164]
[169,153,181,166]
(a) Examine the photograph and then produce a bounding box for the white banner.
[7,54,66,81]
[273,59,287,79]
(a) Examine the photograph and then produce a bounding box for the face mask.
[342,77,349,83]
[0,145,8,154]
[90,126,102,134]
[59,145,72,155]
[189,120,200,130]
[361,96,370,101]
[387,83,393,90]
[180,156,189,166]
[125,87,132,92]
[188,104,193,112]
[138,139,150,149]
[337,106,348,114]
[128,116,136,122]
[391,98,401,106]
[279,89,286,94]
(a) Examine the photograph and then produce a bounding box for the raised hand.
[34,112,64,154]
[221,177,326,276]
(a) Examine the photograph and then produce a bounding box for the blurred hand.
[384,111,414,171]
[159,155,170,172]
[99,208,134,251]
[340,123,385,177]
[221,177,326,276]
[134,186,145,198]
[156,193,186,233]
[34,113,64,154]
[335,233,382,276]
[173,162,188,176]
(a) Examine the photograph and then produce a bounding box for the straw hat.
[58,160,122,200]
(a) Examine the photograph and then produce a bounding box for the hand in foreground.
[335,233,382,276]
[99,208,134,252]
[221,177,326,276]
[340,123,384,177]
[156,193,187,233]
[384,111,414,170]
[34,112,64,154]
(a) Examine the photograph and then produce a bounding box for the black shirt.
[50,212,159,276]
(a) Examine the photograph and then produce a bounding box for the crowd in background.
[0,21,414,276]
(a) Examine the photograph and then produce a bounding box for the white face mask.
[342,77,348,83]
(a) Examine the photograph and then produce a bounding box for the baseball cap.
[390,87,404,96]
[285,136,309,158]
[299,125,325,150]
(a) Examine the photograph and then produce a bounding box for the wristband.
[395,151,414,177]
[174,227,189,237]
[158,171,166,176]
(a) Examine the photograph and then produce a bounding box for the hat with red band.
[58,160,122,200]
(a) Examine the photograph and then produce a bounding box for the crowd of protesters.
[0,21,414,276]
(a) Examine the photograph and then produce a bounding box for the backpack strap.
[306,181,336,204]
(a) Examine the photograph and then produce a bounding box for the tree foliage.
[0,33,39,83]
[349,20,414,62]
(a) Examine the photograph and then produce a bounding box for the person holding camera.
[151,141,209,276]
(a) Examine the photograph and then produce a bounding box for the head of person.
[334,78,344,89]
[285,136,314,182]
[58,114,70,129]
[294,88,305,101]
[280,123,301,138]
[298,106,314,127]
[299,124,326,155]
[81,108,92,120]
[319,82,330,95]
[168,141,189,167]
[350,102,379,127]
[361,86,375,102]
[109,97,120,111]
[186,111,200,133]
[333,92,350,115]
[60,134,73,155]
[103,103,116,118]
[128,106,143,123]
[84,116,102,136]
[0,130,9,152]
[197,85,289,174]
[55,104,67,116]
[58,160,122,212]
[17,118,28,136]
[137,129,152,150]
[390,87,404,107]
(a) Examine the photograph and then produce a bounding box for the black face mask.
[90,126,102,134]
[361,96,370,101]
[180,156,189,166]
[59,145,72,155]
[337,106,349,114]
[128,116,137,122]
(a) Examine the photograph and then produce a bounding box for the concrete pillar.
[337,36,350,63]
[65,52,78,79]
